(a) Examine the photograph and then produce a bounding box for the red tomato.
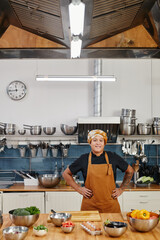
[62,221,74,227]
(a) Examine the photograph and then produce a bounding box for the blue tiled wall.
[0,144,160,183]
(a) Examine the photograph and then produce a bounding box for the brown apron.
[81,152,121,213]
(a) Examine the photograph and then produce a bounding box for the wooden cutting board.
[47,210,101,222]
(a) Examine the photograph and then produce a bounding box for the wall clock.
[7,81,27,100]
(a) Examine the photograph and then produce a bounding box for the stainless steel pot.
[0,122,16,135]
[23,125,42,135]
[43,127,56,135]
[153,126,160,135]
[137,123,152,135]
[121,108,136,117]
[120,123,136,135]
[120,116,137,124]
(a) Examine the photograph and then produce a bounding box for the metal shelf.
[0,134,78,144]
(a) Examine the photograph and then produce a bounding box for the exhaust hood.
[0,0,160,59]
[78,117,120,143]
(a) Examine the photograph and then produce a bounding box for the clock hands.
[8,89,18,92]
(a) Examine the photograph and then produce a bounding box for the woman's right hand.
[78,186,93,198]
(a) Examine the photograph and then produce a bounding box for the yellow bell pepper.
[130,209,140,218]
[137,209,150,220]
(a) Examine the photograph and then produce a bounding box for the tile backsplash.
[0,144,160,183]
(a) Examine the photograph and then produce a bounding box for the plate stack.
[153,117,160,135]
[120,108,137,135]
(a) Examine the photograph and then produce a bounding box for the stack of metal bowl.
[153,117,160,135]
[120,109,136,135]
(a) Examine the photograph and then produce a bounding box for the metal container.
[121,109,136,117]
[38,173,61,188]
[153,126,160,135]
[43,127,56,135]
[9,209,39,227]
[19,147,26,158]
[127,212,159,232]
[23,125,41,135]
[61,225,75,233]
[18,129,26,135]
[103,222,127,237]
[153,117,160,122]
[60,124,77,135]
[51,146,58,158]
[50,213,72,227]
[120,116,137,124]
[120,123,136,135]
[137,123,152,135]
[3,226,28,240]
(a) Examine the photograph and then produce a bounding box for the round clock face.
[7,81,27,100]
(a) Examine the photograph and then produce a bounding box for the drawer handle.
[139,201,148,204]
[18,194,28,197]
[139,195,148,197]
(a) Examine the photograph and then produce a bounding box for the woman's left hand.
[111,188,124,199]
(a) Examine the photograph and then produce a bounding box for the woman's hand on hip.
[78,186,93,198]
[111,188,124,199]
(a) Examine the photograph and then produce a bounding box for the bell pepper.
[130,209,140,218]
[137,209,150,220]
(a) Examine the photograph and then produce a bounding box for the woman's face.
[90,135,105,155]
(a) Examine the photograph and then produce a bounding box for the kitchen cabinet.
[118,194,123,211]
[122,191,160,212]
[2,192,45,214]
[45,192,83,212]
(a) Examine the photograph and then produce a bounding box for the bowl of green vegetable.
[9,206,40,227]
[33,225,48,237]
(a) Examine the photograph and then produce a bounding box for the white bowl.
[33,228,48,237]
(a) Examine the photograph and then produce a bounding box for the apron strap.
[105,152,112,175]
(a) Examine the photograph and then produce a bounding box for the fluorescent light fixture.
[69,0,85,36]
[36,75,116,82]
[71,36,82,58]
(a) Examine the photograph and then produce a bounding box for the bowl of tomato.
[61,221,75,233]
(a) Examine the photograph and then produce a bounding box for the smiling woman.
[62,129,134,213]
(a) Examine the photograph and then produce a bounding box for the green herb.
[34,225,48,231]
[104,219,111,226]
[25,206,40,215]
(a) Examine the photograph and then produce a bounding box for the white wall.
[102,59,160,123]
[0,59,94,133]
[102,59,152,122]
[0,58,160,131]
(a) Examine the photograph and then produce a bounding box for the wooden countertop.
[0,213,160,240]
[0,183,76,192]
[1,182,160,192]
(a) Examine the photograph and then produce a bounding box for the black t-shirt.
[69,151,128,183]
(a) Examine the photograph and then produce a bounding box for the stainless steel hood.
[0,0,160,59]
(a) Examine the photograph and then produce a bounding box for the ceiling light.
[71,36,82,58]
[69,0,85,36]
[36,76,116,82]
